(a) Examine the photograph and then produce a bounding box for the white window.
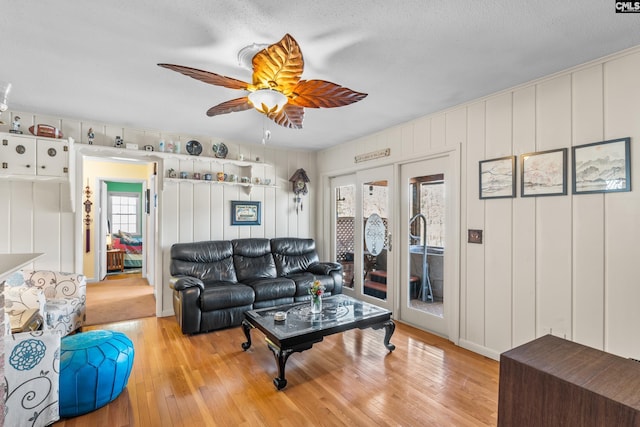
[109,192,140,234]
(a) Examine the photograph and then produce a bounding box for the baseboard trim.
[458,339,501,361]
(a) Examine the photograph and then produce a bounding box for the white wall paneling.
[571,65,605,350]
[10,182,34,254]
[535,76,573,340]
[465,102,487,345]
[317,45,640,360]
[603,52,640,357]
[33,183,62,269]
[511,87,537,348]
[0,183,10,253]
[483,93,514,354]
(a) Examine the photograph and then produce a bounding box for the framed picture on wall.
[479,155,516,199]
[572,137,631,194]
[521,148,567,197]
[231,201,261,226]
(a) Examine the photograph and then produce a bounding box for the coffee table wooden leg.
[372,319,396,351]
[241,320,253,350]
[267,340,293,390]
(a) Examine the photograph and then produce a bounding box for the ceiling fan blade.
[252,34,303,93]
[288,79,367,108]
[206,97,253,117]
[158,63,250,90]
[267,104,304,129]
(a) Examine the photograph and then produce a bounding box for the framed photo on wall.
[479,155,516,199]
[231,201,261,226]
[521,148,567,197]
[572,137,631,194]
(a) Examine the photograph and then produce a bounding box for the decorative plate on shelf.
[185,140,202,156]
[212,142,228,159]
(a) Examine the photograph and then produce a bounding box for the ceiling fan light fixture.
[237,43,269,70]
[0,81,11,112]
[160,34,366,129]
[248,89,288,114]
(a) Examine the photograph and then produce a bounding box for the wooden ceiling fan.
[158,34,367,129]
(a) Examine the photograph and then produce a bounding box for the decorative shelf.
[75,143,269,167]
[164,177,277,188]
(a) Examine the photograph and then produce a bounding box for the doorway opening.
[105,182,144,277]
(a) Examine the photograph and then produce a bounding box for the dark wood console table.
[498,334,640,426]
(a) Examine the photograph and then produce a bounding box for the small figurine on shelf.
[87,128,95,145]
[10,115,22,134]
[114,136,124,147]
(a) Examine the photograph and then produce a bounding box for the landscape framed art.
[479,155,516,199]
[521,148,567,197]
[572,137,630,194]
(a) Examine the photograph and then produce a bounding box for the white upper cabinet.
[0,132,71,179]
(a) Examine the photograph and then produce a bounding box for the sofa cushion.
[200,282,254,311]
[242,277,296,302]
[285,272,336,298]
[171,240,237,283]
[232,238,277,282]
[271,238,320,276]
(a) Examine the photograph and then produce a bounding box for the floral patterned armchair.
[4,269,86,336]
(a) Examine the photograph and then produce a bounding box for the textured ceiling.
[2,1,640,151]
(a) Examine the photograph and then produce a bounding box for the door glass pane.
[409,174,444,317]
[335,185,355,289]
[363,180,388,301]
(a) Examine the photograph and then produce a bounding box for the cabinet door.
[0,134,37,175]
[36,138,69,177]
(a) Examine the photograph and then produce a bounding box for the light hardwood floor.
[54,317,499,426]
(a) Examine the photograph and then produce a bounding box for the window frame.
[108,191,141,235]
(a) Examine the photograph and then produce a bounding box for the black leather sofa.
[169,237,343,334]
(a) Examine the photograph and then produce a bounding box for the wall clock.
[289,168,310,213]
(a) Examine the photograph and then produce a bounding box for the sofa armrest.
[169,276,203,334]
[308,262,342,276]
[170,276,205,291]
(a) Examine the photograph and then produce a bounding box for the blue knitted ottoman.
[59,330,135,417]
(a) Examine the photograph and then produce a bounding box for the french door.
[331,166,394,311]
[399,153,458,338]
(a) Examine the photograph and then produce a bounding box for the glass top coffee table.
[242,294,395,390]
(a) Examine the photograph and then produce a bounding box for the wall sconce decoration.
[289,168,310,214]
[84,180,93,253]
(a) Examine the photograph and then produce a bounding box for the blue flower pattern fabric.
[10,338,47,371]
[4,330,61,427]
[6,270,24,287]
